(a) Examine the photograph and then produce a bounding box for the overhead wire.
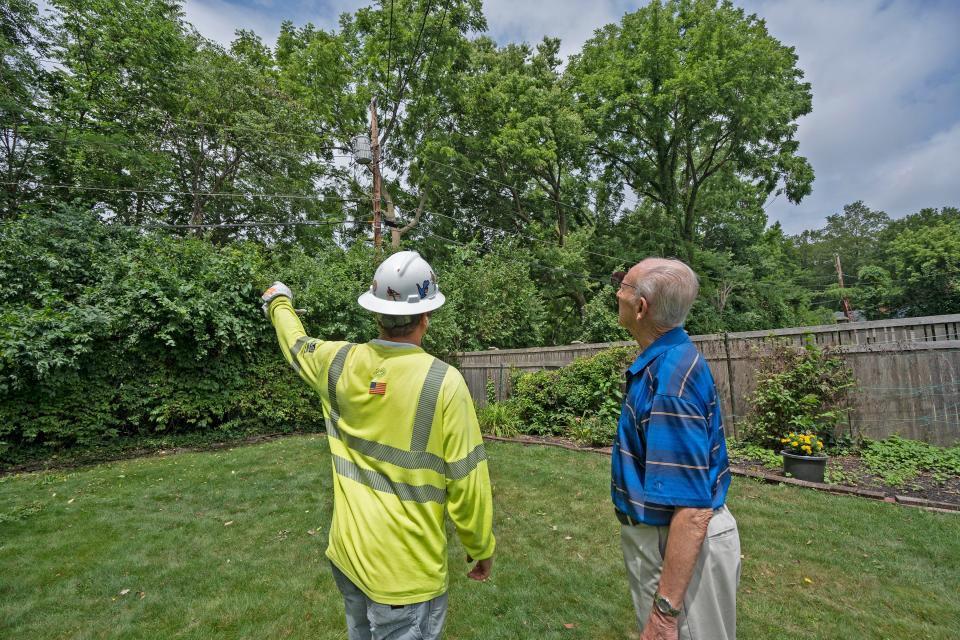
[0,180,366,204]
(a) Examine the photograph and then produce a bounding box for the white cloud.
[743,0,960,231]
[481,0,625,58]
[183,0,283,46]
[870,121,960,214]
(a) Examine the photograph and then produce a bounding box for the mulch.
[482,434,960,513]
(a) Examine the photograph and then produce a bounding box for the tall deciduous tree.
[0,0,50,217]
[569,0,814,258]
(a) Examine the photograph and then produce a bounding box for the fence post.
[723,332,738,440]
[498,362,505,402]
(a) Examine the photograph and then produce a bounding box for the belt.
[616,505,725,526]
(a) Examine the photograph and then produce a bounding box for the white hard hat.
[357,250,446,315]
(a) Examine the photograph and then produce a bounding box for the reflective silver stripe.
[410,359,449,451]
[445,443,487,480]
[333,454,446,504]
[327,343,355,430]
[328,424,445,474]
[289,335,312,373]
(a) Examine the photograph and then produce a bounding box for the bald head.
[626,258,699,329]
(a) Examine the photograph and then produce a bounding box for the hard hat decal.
[416,279,430,299]
[357,250,445,314]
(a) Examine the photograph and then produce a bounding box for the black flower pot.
[781,450,827,483]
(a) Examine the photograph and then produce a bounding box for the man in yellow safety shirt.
[261,250,495,640]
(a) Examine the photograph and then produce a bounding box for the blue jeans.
[330,563,449,640]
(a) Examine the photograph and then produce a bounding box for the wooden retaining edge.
[482,435,960,514]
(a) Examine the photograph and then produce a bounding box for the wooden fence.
[455,314,960,446]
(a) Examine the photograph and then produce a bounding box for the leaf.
[803,577,813,584]
[119,588,131,596]
[563,623,575,629]
[224,520,234,526]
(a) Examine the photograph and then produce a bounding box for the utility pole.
[834,254,854,322]
[370,98,382,250]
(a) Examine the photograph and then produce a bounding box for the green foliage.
[0,207,337,460]
[476,400,521,439]
[742,338,855,449]
[510,346,636,440]
[578,292,630,343]
[569,413,619,447]
[425,243,547,356]
[885,219,960,317]
[726,442,783,470]
[861,436,960,488]
[570,0,814,252]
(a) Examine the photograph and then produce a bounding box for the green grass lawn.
[2,437,958,639]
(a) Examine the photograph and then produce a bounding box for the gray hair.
[376,313,423,338]
[632,259,699,328]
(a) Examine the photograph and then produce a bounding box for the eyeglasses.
[611,271,639,293]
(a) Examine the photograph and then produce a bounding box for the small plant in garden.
[742,337,855,449]
[861,436,960,487]
[569,414,618,447]
[477,400,521,438]
[727,441,783,470]
[781,431,826,457]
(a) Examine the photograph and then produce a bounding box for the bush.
[741,338,855,449]
[510,346,638,440]
[0,208,340,461]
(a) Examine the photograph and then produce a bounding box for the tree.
[328,0,487,247]
[569,0,814,258]
[885,220,960,316]
[0,0,50,217]
[435,37,592,245]
[794,200,889,284]
[43,0,191,219]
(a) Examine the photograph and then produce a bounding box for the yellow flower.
[817,441,824,449]
[781,438,790,443]
[791,441,799,447]
[802,445,812,454]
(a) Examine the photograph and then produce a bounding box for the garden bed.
[732,453,960,507]
[482,434,960,511]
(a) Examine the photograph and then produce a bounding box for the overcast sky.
[181,0,960,234]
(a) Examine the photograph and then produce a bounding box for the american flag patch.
[369,381,387,395]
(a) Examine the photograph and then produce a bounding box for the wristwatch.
[653,591,681,618]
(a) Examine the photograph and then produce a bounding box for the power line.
[385,0,395,84]
[0,180,365,203]
[135,220,353,230]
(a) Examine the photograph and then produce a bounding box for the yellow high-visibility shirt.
[268,297,495,604]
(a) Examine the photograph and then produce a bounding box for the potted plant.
[780,431,827,482]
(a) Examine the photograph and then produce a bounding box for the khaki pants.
[620,505,741,640]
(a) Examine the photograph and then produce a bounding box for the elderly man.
[261,251,495,640]
[610,258,740,640]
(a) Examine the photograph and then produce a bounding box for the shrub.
[510,346,638,439]
[741,338,854,449]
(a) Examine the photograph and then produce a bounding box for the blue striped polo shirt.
[611,326,731,526]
